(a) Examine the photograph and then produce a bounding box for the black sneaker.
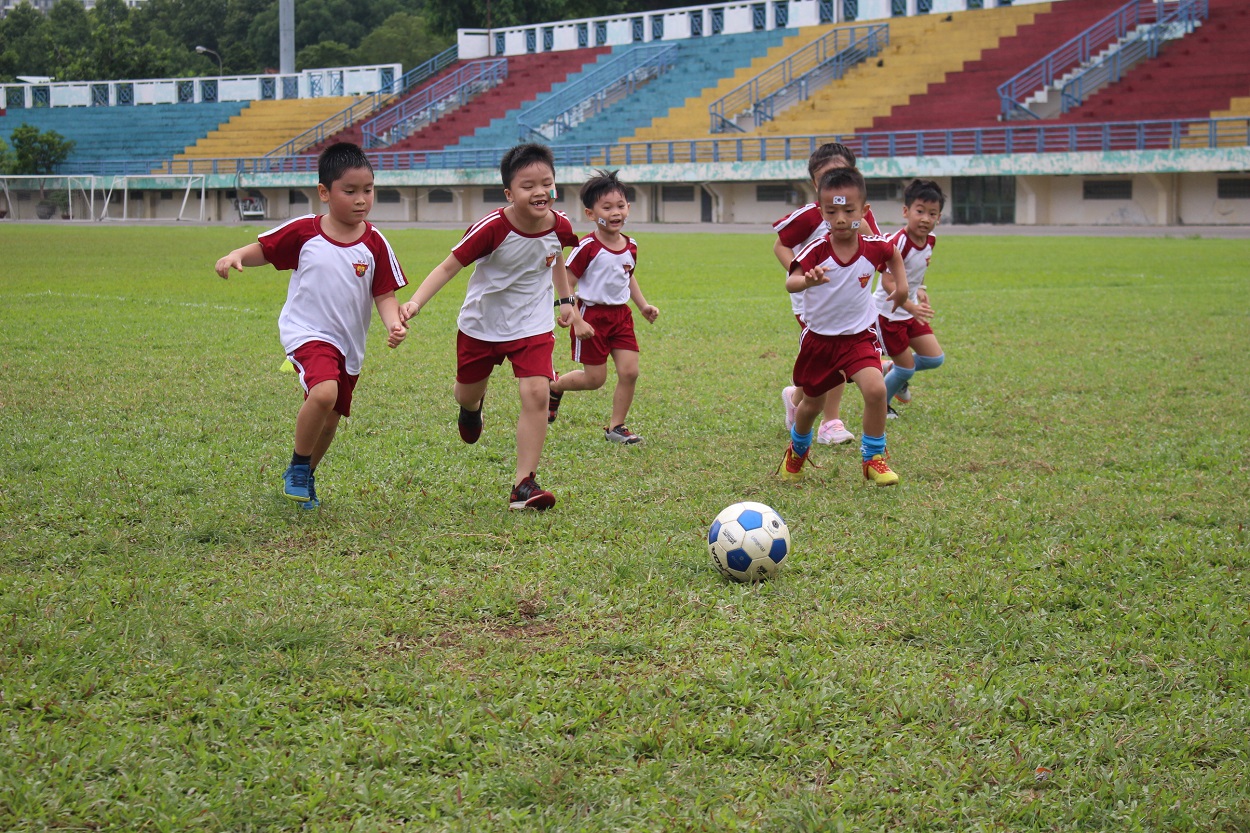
[547,378,563,424]
[604,424,642,445]
[458,397,484,444]
[886,405,899,420]
[509,473,555,511]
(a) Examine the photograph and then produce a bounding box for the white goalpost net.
[98,174,208,222]
[0,175,97,222]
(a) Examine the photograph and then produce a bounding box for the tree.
[356,12,451,73]
[296,40,355,72]
[0,3,54,81]
[8,123,75,174]
[0,136,16,175]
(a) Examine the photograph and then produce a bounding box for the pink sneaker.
[817,419,855,445]
[782,385,798,431]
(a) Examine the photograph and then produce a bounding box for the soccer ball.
[707,501,791,583]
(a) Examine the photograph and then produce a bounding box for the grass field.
[1,224,1247,830]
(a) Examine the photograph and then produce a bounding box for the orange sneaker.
[777,443,810,481]
[862,454,899,487]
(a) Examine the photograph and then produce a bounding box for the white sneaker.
[886,405,899,420]
[881,359,893,375]
[782,385,798,431]
[817,419,855,445]
[895,380,912,404]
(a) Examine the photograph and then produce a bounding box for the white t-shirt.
[774,204,881,318]
[260,214,407,375]
[875,229,935,322]
[790,234,896,337]
[566,233,637,306]
[451,208,579,341]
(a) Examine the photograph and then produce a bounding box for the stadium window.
[289,189,309,204]
[1083,180,1133,200]
[624,186,637,202]
[482,188,507,204]
[428,189,454,204]
[756,184,792,203]
[967,0,983,8]
[160,191,174,200]
[662,185,695,202]
[376,189,401,204]
[866,181,901,202]
[1217,178,1250,199]
[892,0,907,15]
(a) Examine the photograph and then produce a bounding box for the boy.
[398,143,583,511]
[547,170,659,445]
[215,141,409,509]
[780,167,908,487]
[773,142,882,446]
[876,179,946,417]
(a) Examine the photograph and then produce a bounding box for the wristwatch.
[555,296,575,307]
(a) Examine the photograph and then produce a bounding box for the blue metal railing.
[997,0,1205,121]
[360,59,508,149]
[515,44,679,142]
[55,116,1247,177]
[709,23,888,133]
[266,45,459,157]
[1059,0,1207,113]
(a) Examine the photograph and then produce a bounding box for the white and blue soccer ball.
[707,501,791,582]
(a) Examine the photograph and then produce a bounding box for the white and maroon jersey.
[774,204,881,317]
[874,229,935,322]
[790,234,896,337]
[566,233,637,306]
[260,214,407,375]
[451,208,579,341]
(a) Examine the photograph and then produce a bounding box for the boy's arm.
[773,238,796,273]
[884,249,908,311]
[551,255,579,330]
[628,272,659,324]
[215,242,266,278]
[375,291,408,348]
[785,262,827,293]
[399,253,463,323]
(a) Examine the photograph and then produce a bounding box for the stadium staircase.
[0,101,246,168]
[1057,0,1249,122]
[872,0,1126,130]
[753,5,1039,137]
[552,29,792,146]
[173,97,357,163]
[383,48,610,152]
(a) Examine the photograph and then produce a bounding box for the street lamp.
[195,46,223,76]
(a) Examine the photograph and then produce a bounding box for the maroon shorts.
[572,303,639,365]
[456,330,556,384]
[878,315,935,358]
[792,328,882,397]
[289,340,359,417]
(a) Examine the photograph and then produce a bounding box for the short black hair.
[500,143,556,189]
[817,166,867,202]
[580,169,628,209]
[318,142,373,189]
[808,142,857,181]
[904,178,946,210]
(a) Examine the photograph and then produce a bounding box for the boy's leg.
[817,382,855,445]
[911,334,944,371]
[551,364,608,393]
[286,379,337,502]
[884,350,916,405]
[779,389,826,480]
[454,377,489,444]
[515,375,550,486]
[851,366,898,486]
[607,349,639,432]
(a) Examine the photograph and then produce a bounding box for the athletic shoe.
[782,385,798,431]
[776,443,810,481]
[458,397,484,444]
[604,424,642,445]
[881,359,893,375]
[886,405,899,420]
[862,454,899,487]
[282,464,311,502]
[300,473,320,510]
[509,473,555,511]
[547,378,563,424]
[895,380,912,405]
[816,418,855,445]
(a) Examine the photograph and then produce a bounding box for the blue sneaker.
[282,464,311,502]
[300,472,320,510]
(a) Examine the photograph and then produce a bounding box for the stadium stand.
[382,48,611,153]
[1057,0,1250,122]
[753,5,1042,137]
[174,97,357,161]
[0,101,246,167]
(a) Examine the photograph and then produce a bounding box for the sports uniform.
[874,228,936,358]
[564,232,640,365]
[773,204,881,323]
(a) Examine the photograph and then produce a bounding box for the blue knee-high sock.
[861,432,886,462]
[914,353,944,371]
[790,425,814,457]
[885,364,916,403]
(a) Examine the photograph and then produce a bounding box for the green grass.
[1,224,1247,831]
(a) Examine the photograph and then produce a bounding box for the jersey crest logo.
[858,272,872,288]
[545,253,557,267]
[353,262,368,278]
[623,263,634,279]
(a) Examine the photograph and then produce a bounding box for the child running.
[546,170,659,445]
[398,143,583,511]
[876,179,946,418]
[773,142,882,446]
[779,167,908,487]
[214,141,409,509]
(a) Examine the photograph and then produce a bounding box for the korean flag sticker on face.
[851,221,861,229]
[833,196,846,205]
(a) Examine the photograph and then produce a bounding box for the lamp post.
[195,46,223,76]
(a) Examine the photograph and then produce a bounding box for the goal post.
[97,174,207,222]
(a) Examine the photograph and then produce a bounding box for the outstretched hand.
[214,254,244,279]
[801,265,829,288]
[639,304,659,324]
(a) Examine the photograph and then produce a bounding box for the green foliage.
[357,12,448,73]
[0,137,15,174]
[295,40,356,73]
[7,123,74,174]
[0,226,1247,830]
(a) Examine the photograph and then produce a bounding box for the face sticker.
[597,217,608,226]
[548,187,558,200]
[851,221,861,229]
[832,196,846,205]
